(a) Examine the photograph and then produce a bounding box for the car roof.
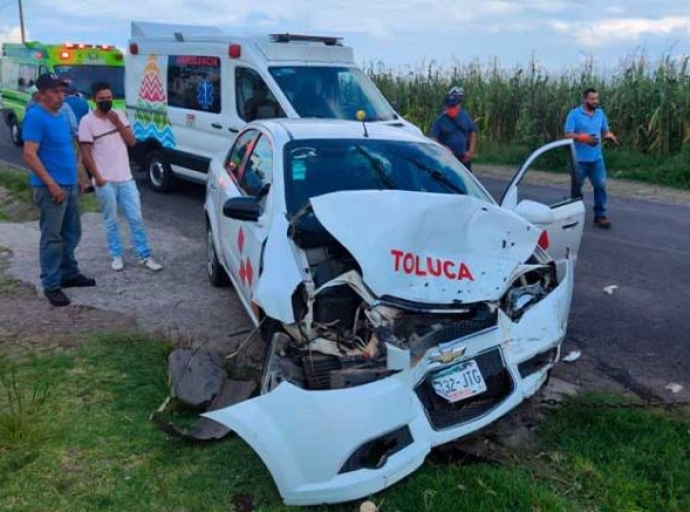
[255,118,429,144]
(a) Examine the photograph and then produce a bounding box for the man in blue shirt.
[22,73,95,307]
[430,93,477,171]
[64,82,90,125]
[565,88,619,228]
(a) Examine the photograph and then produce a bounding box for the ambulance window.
[17,64,37,92]
[235,67,283,122]
[241,135,273,202]
[167,56,221,114]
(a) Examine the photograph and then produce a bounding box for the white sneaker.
[111,257,124,271]
[140,256,163,272]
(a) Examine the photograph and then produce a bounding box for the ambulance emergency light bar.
[269,33,343,46]
[63,43,114,50]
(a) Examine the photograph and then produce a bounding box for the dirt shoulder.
[0,210,252,357]
[474,164,690,207]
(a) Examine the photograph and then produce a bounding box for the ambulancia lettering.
[390,249,475,281]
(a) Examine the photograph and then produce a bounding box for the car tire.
[9,118,23,147]
[146,150,174,193]
[206,222,228,287]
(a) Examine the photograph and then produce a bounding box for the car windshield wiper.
[353,145,398,190]
[406,157,466,195]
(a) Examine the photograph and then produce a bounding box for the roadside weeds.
[0,334,688,511]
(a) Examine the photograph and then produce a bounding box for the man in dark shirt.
[430,94,477,171]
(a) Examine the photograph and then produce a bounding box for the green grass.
[1,334,688,511]
[368,52,690,190]
[539,395,690,511]
[0,246,20,294]
[0,165,99,218]
[0,166,32,205]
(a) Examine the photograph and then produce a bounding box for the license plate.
[431,360,487,403]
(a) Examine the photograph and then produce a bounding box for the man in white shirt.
[79,81,163,272]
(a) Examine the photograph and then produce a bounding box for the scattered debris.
[541,377,580,403]
[562,350,582,363]
[428,442,500,466]
[360,501,378,512]
[602,285,618,295]
[231,492,255,512]
[664,383,683,394]
[152,349,257,441]
[168,349,226,408]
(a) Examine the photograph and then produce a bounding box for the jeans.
[577,159,608,217]
[34,185,82,291]
[95,180,151,260]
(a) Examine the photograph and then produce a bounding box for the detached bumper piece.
[415,349,514,430]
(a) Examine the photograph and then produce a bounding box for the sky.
[1,0,690,71]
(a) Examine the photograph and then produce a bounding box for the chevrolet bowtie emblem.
[429,345,467,364]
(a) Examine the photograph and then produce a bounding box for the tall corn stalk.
[368,53,690,158]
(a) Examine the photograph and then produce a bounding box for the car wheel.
[206,222,228,287]
[9,118,23,147]
[146,150,174,192]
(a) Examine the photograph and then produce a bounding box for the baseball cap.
[448,86,465,98]
[443,95,460,107]
[35,73,68,91]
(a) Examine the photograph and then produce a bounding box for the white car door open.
[500,139,585,280]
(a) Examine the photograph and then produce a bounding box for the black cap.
[443,95,460,107]
[35,73,68,91]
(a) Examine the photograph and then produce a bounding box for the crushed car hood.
[310,190,541,304]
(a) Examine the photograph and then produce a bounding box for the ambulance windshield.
[269,66,396,121]
[54,65,125,98]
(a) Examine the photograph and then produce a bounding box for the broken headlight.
[502,263,556,321]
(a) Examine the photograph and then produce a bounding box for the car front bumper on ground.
[205,262,574,506]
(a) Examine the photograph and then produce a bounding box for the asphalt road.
[1,126,688,400]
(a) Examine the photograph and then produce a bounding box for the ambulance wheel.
[206,221,228,287]
[9,118,22,147]
[146,151,174,193]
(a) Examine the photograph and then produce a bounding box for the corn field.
[367,54,690,158]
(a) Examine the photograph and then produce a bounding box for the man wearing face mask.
[79,81,163,272]
[430,91,477,171]
[565,87,619,228]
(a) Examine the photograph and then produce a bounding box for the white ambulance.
[125,21,420,192]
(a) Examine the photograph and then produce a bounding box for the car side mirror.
[515,200,556,225]
[223,197,261,222]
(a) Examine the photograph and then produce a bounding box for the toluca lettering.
[389,249,475,281]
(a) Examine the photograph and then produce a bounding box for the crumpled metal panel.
[311,190,540,304]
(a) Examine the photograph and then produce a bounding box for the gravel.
[0,212,252,353]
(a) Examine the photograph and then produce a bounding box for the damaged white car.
[203,119,584,505]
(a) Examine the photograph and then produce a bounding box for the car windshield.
[54,65,124,98]
[284,139,491,215]
[269,66,396,121]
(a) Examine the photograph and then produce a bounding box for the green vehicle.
[0,41,125,145]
